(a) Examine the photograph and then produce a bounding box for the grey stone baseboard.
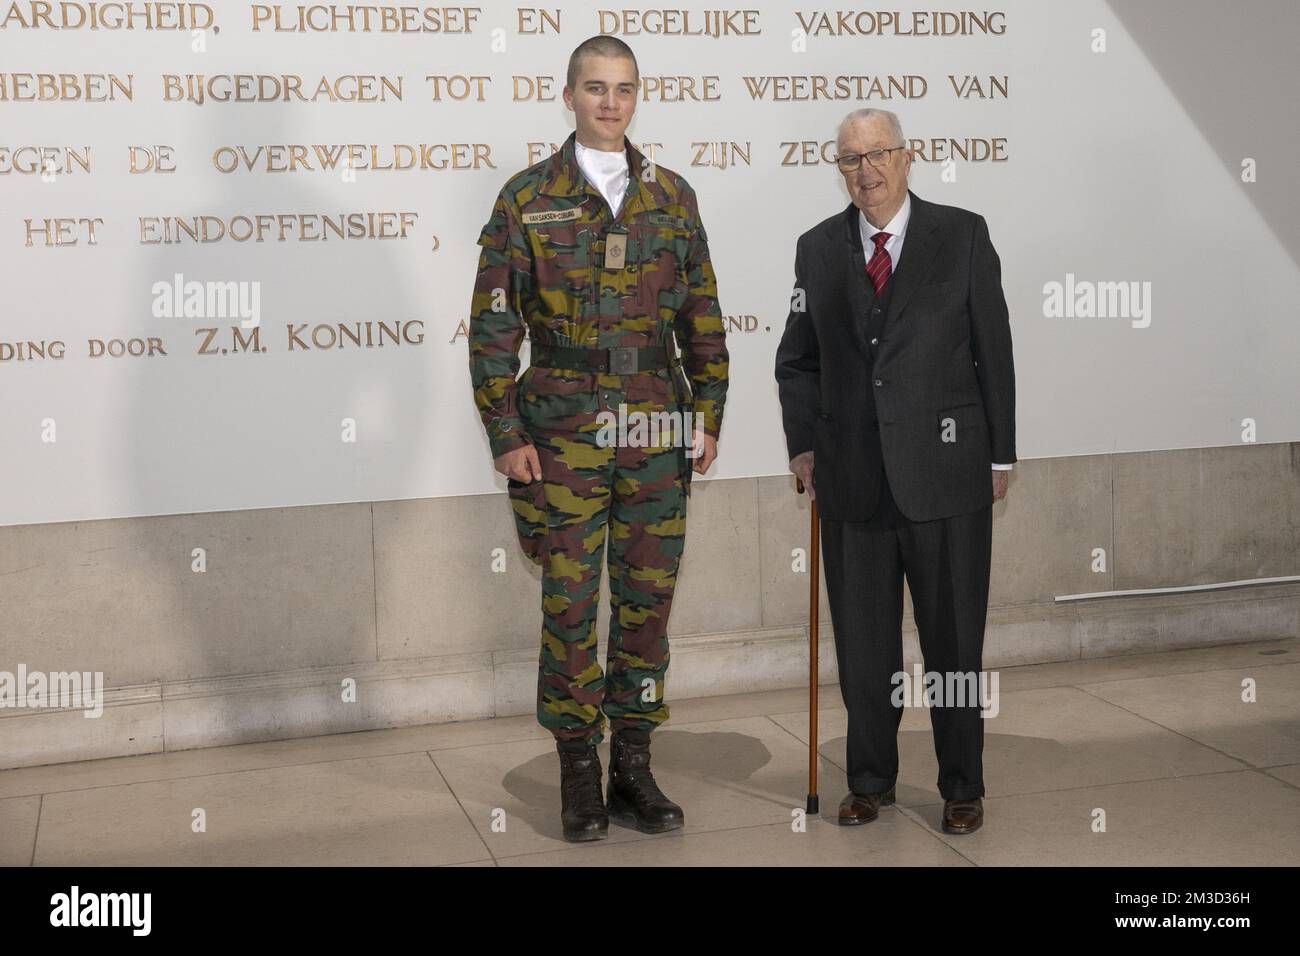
[4,583,1296,770]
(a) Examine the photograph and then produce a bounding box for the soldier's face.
[564,55,638,149]
[839,116,912,224]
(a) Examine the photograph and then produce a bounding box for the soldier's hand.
[790,450,815,499]
[495,443,542,483]
[692,432,717,474]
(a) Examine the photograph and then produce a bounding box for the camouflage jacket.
[469,130,729,459]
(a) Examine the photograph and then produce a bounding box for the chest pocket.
[631,211,689,315]
[913,279,962,301]
[524,202,594,303]
[904,279,966,323]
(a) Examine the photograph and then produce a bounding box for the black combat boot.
[556,741,608,842]
[607,729,684,833]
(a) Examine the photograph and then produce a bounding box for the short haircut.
[836,108,906,150]
[566,35,639,91]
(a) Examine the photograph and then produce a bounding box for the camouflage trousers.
[508,366,690,746]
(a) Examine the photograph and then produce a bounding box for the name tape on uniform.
[522,208,583,225]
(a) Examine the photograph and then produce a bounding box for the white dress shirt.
[575,139,629,218]
[859,191,911,275]
[860,194,1011,471]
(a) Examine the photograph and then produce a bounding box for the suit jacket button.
[874,379,883,387]
[870,338,879,345]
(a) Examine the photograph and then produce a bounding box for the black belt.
[530,344,670,374]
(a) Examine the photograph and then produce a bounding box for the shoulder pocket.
[477,222,506,251]
[476,195,513,251]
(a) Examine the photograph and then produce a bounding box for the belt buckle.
[609,346,637,374]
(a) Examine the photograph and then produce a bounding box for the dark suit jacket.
[774,190,1016,522]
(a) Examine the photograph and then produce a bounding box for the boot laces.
[614,745,666,800]
[560,751,603,802]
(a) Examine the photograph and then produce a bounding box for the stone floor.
[2,638,1298,866]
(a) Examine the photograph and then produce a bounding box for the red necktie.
[866,231,892,296]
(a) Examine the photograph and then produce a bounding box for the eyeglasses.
[834,147,908,171]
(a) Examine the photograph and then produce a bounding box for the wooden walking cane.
[797,476,819,815]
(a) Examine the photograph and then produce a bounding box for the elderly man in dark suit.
[774,107,1015,834]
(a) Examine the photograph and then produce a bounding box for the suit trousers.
[820,455,993,801]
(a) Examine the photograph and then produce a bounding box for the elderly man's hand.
[790,450,815,499]
[992,469,1009,502]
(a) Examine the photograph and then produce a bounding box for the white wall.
[2,1,1297,527]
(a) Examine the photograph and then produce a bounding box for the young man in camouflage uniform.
[468,36,729,842]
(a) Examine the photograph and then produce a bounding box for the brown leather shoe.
[942,798,983,834]
[837,786,896,826]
